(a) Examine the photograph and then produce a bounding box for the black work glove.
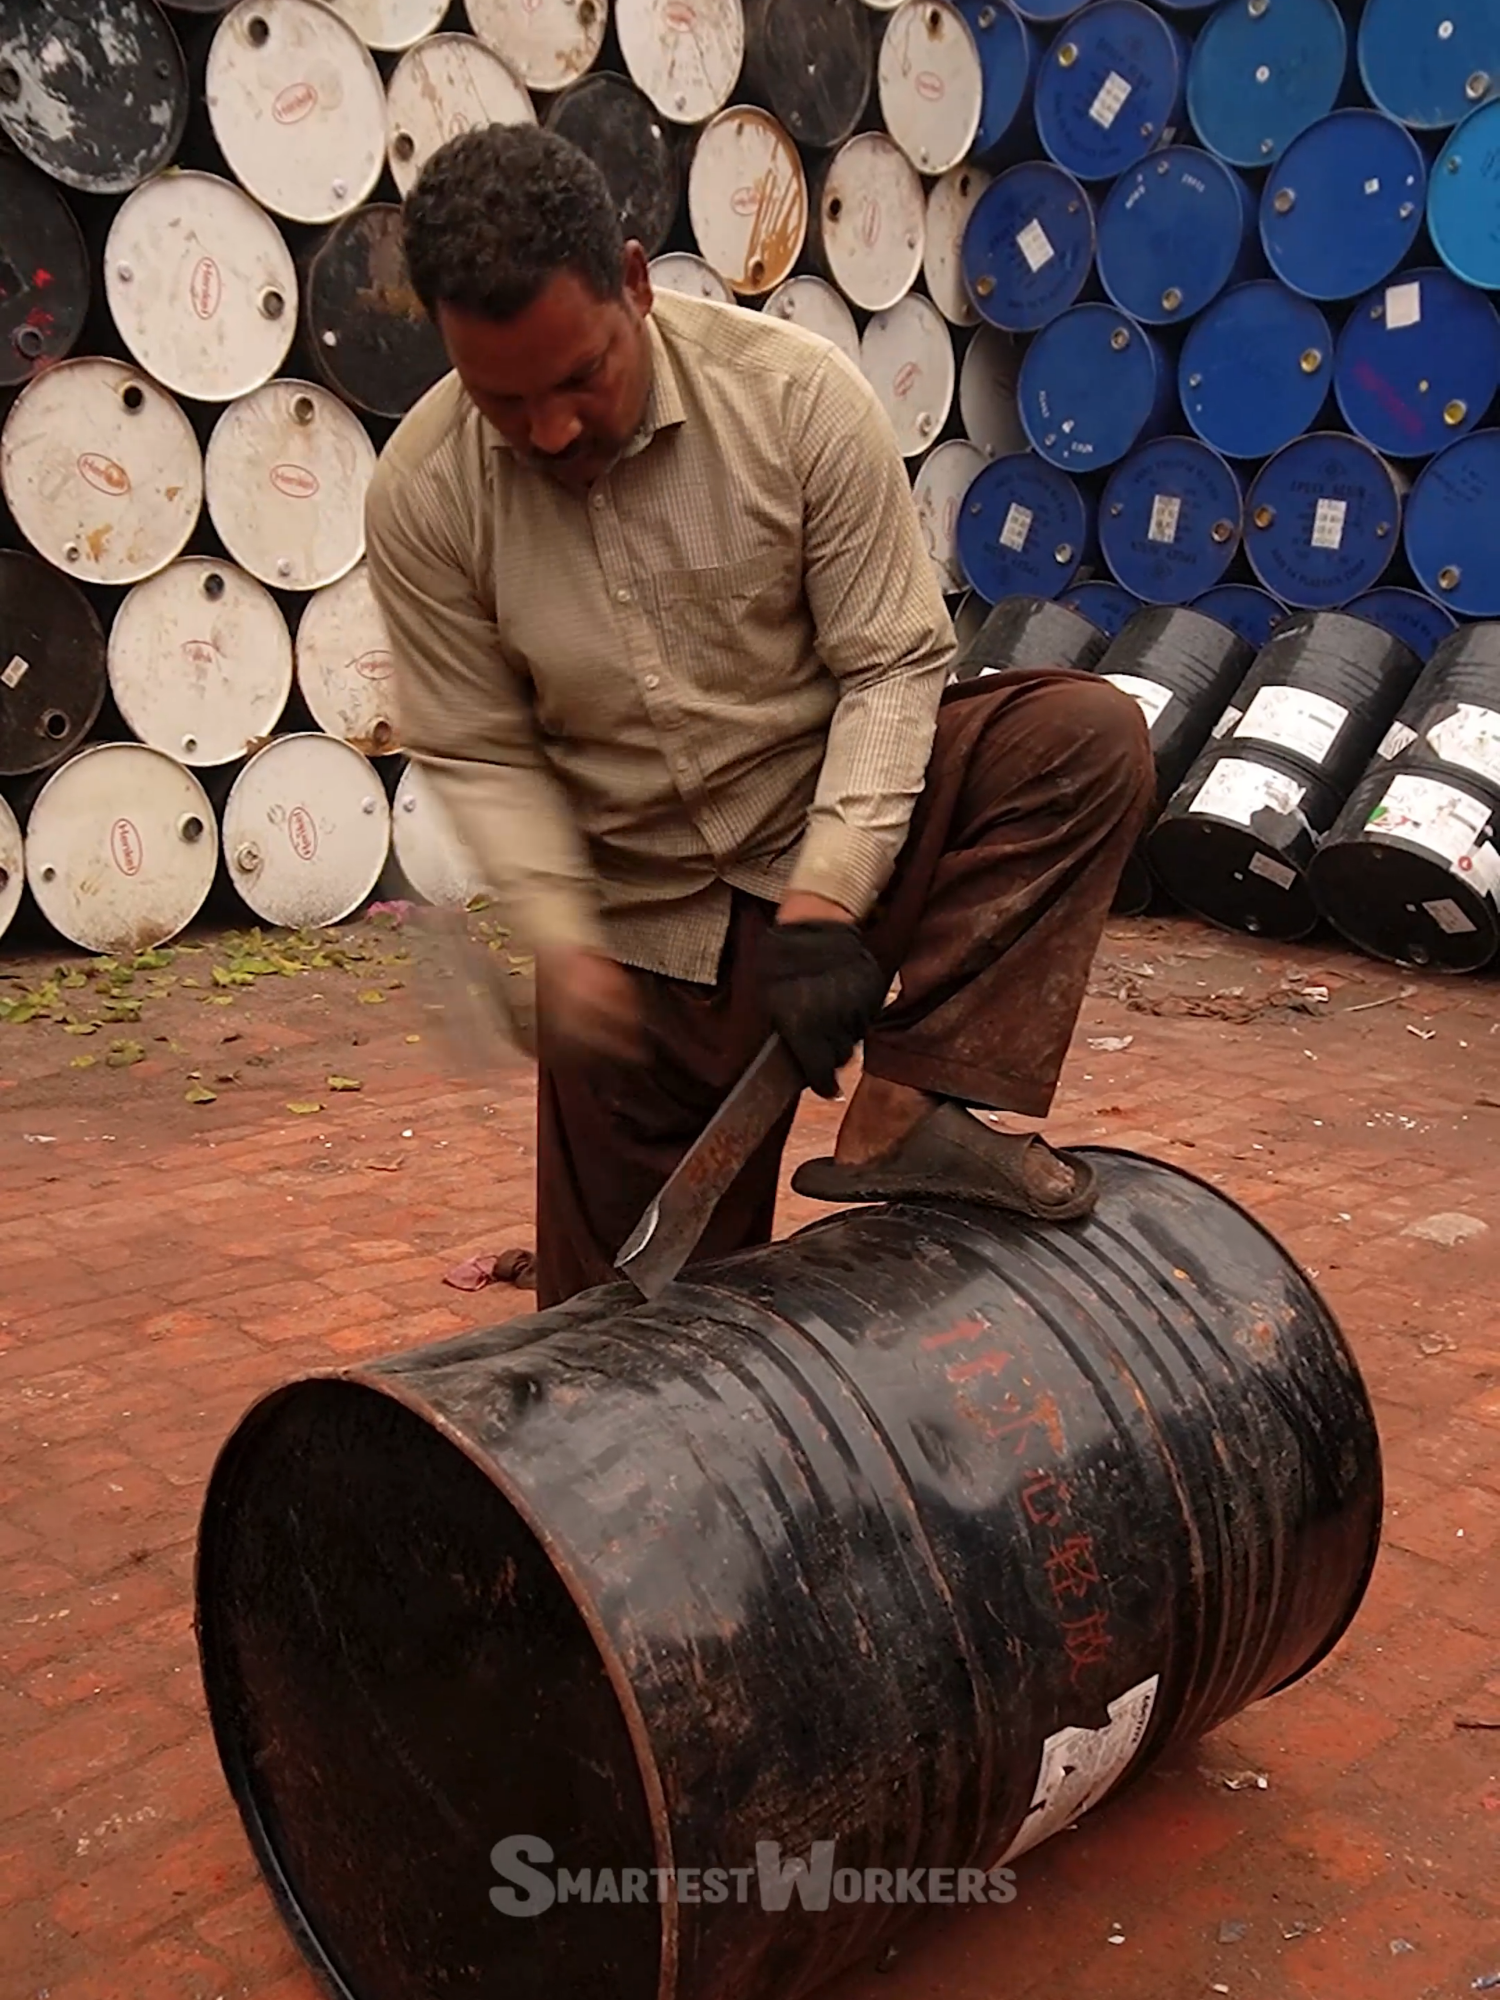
[760,921,889,1099]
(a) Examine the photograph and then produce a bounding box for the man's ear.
[622,240,653,317]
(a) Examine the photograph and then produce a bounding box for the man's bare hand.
[536,947,645,1065]
[777,890,856,927]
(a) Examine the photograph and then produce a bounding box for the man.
[365,125,1154,1311]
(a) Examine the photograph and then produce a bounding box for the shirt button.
[643,673,660,691]
[592,493,606,510]
[676,757,690,774]
[616,587,631,605]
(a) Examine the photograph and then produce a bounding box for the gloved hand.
[760,920,889,1098]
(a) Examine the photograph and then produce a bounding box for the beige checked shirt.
[364,289,955,983]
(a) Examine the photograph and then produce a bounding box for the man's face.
[436,245,655,494]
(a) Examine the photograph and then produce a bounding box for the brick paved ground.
[1,909,1497,2000]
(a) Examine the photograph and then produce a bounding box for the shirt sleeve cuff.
[785,823,898,920]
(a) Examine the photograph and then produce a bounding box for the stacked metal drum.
[2,0,1500,970]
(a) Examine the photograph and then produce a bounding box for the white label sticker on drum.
[1105,673,1172,730]
[1000,503,1034,552]
[1089,71,1132,129]
[1425,703,1500,790]
[1366,775,1492,864]
[1311,498,1347,551]
[1211,706,1242,741]
[1147,495,1181,545]
[1248,853,1297,890]
[1,655,29,690]
[1385,281,1422,331]
[1017,219,1055,273]
[1378,720,1417,760]
[1469,842,1500,901]
[1424,898,1476,936]
[1191,758,1307,828]
[998,1676,1159,1866]
[1236,685,1348,764]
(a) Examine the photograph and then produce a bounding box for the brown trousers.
[534,669,1155,1307]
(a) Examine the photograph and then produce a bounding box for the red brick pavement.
[1,914,1498,2000]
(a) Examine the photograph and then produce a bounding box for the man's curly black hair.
[403,125,626,324]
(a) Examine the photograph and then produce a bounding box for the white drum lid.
[391,762,487,907]
[762,275,861,368]
[205,380,377,591]
[104,171,298,404]
[222,733,391,928]
[322,0,449,50]
[689,106,808,297]
[25,744,219,954]
[0,358,203,587]
[818,132,926,313]
[649,252,734,304]
[878,0,983,176]
[925,163,992,327]
[0,793,22,945]
[914,437,985,593]
[295,563,400,758]
[960,323,1026,459]
[109,559,293,769]
[860,292,956,457]
[466,0,611,93]
[617,0,745,125]
[387,36,537,197]
[206,0,388,227]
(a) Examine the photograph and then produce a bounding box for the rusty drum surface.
[385,35,536,199]
[958,321,1025,459]
[913,437,986,594]
[546,72,681,260]
[0,550,108,779]
[206,0,388,227]
[688,104,807,297]
[1,357,203,587]
[467,0,609,94]
[877,0,983,175]
[859,291,955,458]
[742,0,873,151]
[811,130,926,313]
[303,205,448,419]
[648,252,732,304]
[104,170,297,404]
[108,558,293,769]
[0,0,189,193]
[761,274,860,366]
[617,0,744,125]
[390,760,486,906]
[196,1155,1381,2000]
[220,732,390,928]
[0,791,20,945]
[0,153,90,387]
[294,563,399,759]
[321,0,447,51]
[204,379,376,591]
[924,162,992,327]
[24,742,218,954]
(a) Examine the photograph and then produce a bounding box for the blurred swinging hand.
[536,946,646,1064]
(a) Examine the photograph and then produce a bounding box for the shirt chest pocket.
[649,551,809,698]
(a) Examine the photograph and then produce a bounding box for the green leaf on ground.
[327,1075,362,1092]
[185,1085,217,1105]
[286,1100,323,1116]
[106,1040,146,1068]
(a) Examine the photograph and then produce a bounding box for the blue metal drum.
[1179,281,1333,460]
[1244,432,1404,608]
[1429,103,1500,291]
[1013,0,1084,21]
[1359,0,1500,133]
[1097,145,1258,327]
[1344,586,1459,662]
[1099,436,1243,604]
[1191,583,1288,651]
[1335,268,1500,459]
[1033,2,1187,184]
[955,452,1095,602]
[1061,579,1143,636]
[1019,304,1173,472]
[955,0,1039,166]
[1261,110,1427,302]
[1187,0,1348,169]
[1403,429,1500,616]
[961,160,1096,332]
